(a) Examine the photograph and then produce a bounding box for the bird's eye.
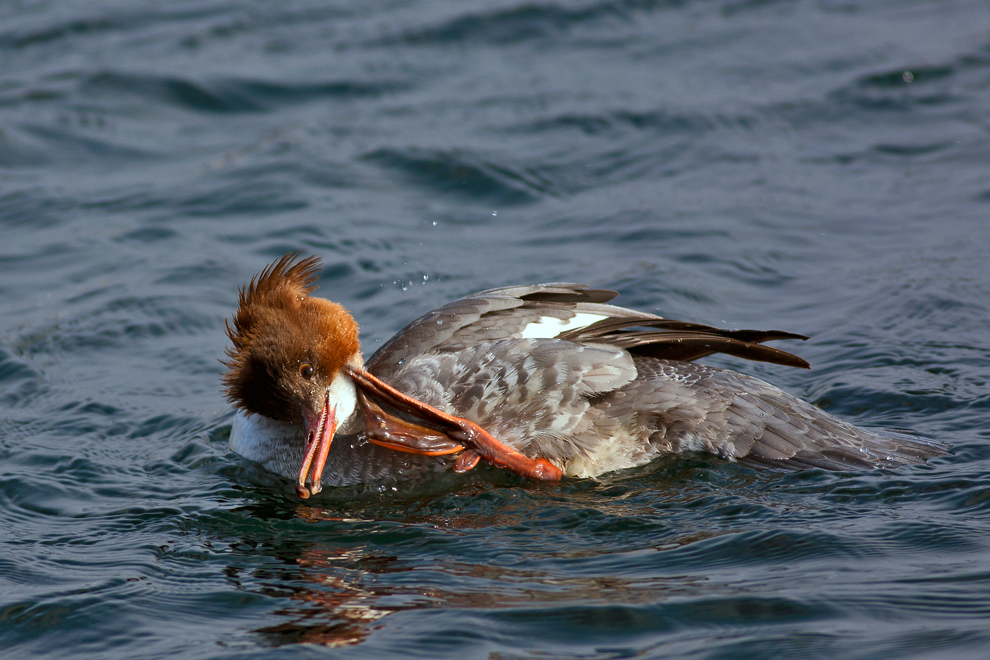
[299,363,314,379]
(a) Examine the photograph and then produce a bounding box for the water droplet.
[437,319,444,325]
[903,71,914,83]
[398,358,405,365]
[432,220,438,226]
[423,274,429,282]
[492,211,497,216]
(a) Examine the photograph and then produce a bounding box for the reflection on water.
[242,487,718,647]
[257,545,400,647]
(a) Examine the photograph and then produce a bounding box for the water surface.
[2,1,989,658]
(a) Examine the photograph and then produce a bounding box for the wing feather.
[368,283,809,375]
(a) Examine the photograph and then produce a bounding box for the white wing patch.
[519,313,607,339]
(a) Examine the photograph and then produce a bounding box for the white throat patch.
[327,370,359,431]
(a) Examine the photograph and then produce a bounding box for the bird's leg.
[345,366,563,481]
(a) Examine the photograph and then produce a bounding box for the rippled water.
[2,1,990,658]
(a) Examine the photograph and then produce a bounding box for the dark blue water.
[2,1,989,658]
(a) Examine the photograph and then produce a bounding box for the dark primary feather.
[368,283,807,371]
[559,316,810,369]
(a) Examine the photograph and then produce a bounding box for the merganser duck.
[224,254,945,497]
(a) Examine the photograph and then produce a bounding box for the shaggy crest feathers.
[226,252,322,352]
[222,253,360,419]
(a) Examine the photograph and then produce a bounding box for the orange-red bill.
[296,391,337,499]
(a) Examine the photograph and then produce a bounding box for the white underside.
[562,430,659,478]
[229,411,303,479]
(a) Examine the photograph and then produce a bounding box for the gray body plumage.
[231,283,944,486]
